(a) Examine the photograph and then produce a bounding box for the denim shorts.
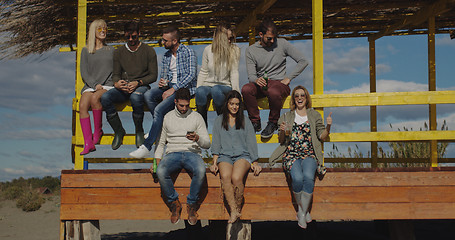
[217,154,252,165]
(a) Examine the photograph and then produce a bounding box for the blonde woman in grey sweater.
[79,19,114,155]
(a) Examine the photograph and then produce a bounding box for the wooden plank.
[313,202,455,220]
[60,187,223,204]
[235,0,278,34]
[61,171,290,188]
[319,171,455,187]
[61,170,455,188]
[61,187,293,204]
[61,185,455,206]
[314,186,455,203]
[60,202,455,221]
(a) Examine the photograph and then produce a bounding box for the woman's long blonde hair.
[211,23,240,78]
[87,19,107,54]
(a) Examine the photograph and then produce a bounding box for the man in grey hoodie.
[242,18,308,138]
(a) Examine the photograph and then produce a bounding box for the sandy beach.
[1,196,455,240]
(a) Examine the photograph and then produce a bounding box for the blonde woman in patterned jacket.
[269,85,332,228]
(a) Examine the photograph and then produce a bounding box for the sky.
[0,33,454,181]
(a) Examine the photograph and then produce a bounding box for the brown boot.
[223,181,241,223]
[187,204,199,225]
[169,200,182,224]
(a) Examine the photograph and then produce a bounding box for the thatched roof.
[1,0,455,59]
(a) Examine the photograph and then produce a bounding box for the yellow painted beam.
[72,91,455,112]
[312,0,324,96]
[236,0,278,35]
[310,91,455,107]
[73,130,455,146]
[329,131,455,142]
[249,26,256,46]
[74,0,87,170]
[59,41,214,52]
[73,133,278,145]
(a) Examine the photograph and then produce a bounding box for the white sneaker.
[129,144,150,158]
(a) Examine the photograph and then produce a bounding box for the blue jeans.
[100,86,149,117]
[142,87,176,150]
[195,85,231,112]
[156,152,206,204]
[289,156,318,193]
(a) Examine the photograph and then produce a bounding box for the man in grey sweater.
[153,88,210,226]
[100,21,158,150]
[242,19,308,138]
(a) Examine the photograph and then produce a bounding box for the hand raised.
[326,112,333,125]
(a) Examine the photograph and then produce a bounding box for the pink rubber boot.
[92,109,104,144]
[80,117,96,155]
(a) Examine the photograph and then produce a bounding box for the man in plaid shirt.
[130,25,197,158]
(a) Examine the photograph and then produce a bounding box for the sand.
[1,196,455,240]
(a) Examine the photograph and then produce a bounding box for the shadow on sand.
[101,219,455,240]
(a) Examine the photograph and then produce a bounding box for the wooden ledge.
[61,166,455,175]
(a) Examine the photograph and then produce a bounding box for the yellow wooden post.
[74,0,87,170]
[249,26,256,46]
[312,0,323,96]
[312,0,324,163]
[428,16,437,167]
[369,40,378,168]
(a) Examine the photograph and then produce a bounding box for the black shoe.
[261,122,278,138]
[252,122,262,132]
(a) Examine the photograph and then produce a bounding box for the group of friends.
[79,18,333,228]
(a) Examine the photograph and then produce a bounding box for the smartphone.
[186,131,194,135]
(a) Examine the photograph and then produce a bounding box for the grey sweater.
[211,115,258,161]
[245,38,308,82]
[80,46,114,93]
[112,43,158,85]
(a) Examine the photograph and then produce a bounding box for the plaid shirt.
[160,44,197,95]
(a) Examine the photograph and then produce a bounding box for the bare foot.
[228,211,241,223]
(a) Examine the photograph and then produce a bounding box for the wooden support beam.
[74,0,87,170]
[428,16,438,167]
[249,26,256,45]
[369,0,455,41]
[312,0,324,96]
[235,0,278,35]
[369,39,378,168]
[312,0,325,163]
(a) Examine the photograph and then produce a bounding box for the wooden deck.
[60,167,455,221]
